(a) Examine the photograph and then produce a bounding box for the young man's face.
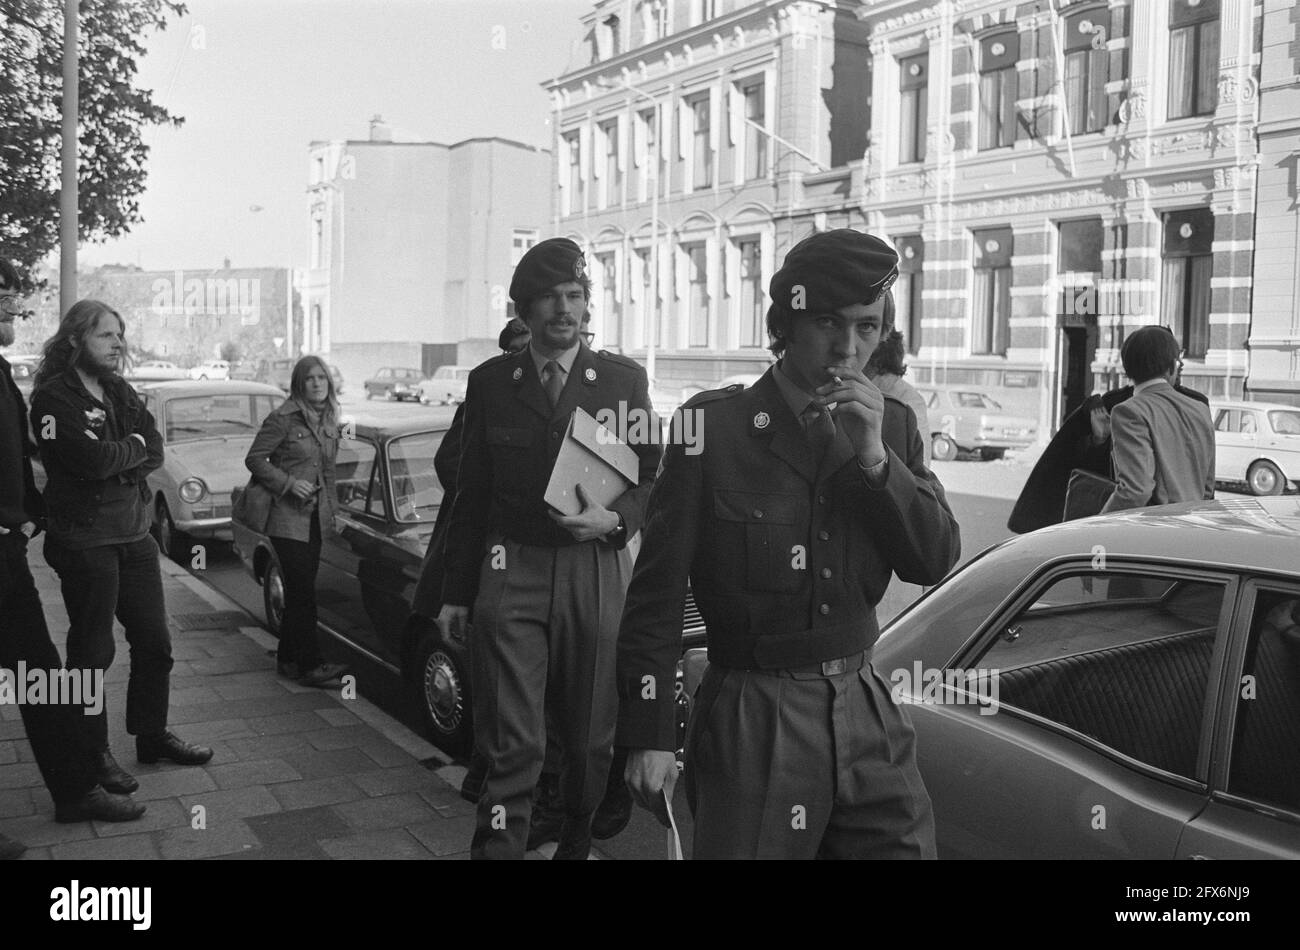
[523,281,588,353]
[0,277,24,348]
[780,298,887,392]
[78,312,126,378]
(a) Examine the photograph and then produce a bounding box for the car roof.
[979,497,1300,580]
[133,380,286,398]
[341,408,459,440]
[1211,400,1300,413]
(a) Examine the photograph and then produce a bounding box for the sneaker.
[55,786,147,824]
[300,662,349,688]
[136,730,214,766]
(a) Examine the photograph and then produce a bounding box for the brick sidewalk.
[0,534,567,860]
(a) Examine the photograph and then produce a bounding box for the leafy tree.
[0,0,186,281]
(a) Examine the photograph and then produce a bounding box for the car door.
[315,436,397,666]
[904,563,1237,858]
[1213,408,1249,483]
[1174,578,1300,859]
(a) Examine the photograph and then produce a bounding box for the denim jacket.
[29,369,164,548]
[245,398,339,542]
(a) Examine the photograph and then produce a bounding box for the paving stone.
[0,763,42,789]
[207,758,302,789]
[418,785,478,818]
[223,733,314,760]
[210,677,290,701]
[180,785,283,821]
[352,765,439,797]
[0,721,30,740]
[187,654,269,676]
[131,767,219,801]
[0,741,17,765]
[168,642,211,661]
[95,798,188,836]
[405,815,476,856]
[162,718,255,743]
[0,812,99,846]
[196,636,265,656]
[315,707,362,727]
[156,818,261,859]
[245,804,349,858]
[169,685,225,706]
[271,776,367,812]
[332,792,433,831]
[0,788,35,819]
[318,828,434,860]
[246,710,339,735]
[358,740,419,769]
[52,833,161,861]
[279,747,377,781]
[302,724,383,751]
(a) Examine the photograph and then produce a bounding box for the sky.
[81,0,593,271]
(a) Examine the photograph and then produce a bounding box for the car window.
[1240,412,1258,434]
[974,570,1227,779]
[335,438,380,516]
[401,369,422,380]
[1226,587,1300,815]
[252,394,282,424]
[387,431,445,522]
[163,394,263,442]
[956,392,984,408]
[918,390,937,409]
[434,367,451,379]
[1215,409,1239,433]
[1269,410,1300,436]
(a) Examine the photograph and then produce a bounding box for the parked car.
[231,413,706,754]
[189,359,230,381]
[871,496,1300,858]
[1211,400,1300,496]
[128,359,186,382]
[7,356,38,400]
[328,363,344,396]
[416,365,472,406]
[227,360,260,382]
[365,367,425,402]
[915,386,1037,460]
[136,380,286,561]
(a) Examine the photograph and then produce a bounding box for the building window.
[311,215,323,269]
[1169,0,1220,119]
[979,30,1019,150]
[600,120,621,209]
[635,247,655,348]
[686,244,710,347]
[511,229,538,266]
[972,227,1013,355]
[899,54,928,164]
[894,236,924,355]
[1057,217,1104,312]
[640,0,668,42]
[1161,209,1214,360]
[742,81,767,180]
[736,239,763,348]
[1063,5,1110,134]
[598,253,620,348]
[691,96,713,190]
[564,132,583,214]
[604,14,621,57]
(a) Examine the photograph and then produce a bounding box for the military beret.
[768,229,899,313]
[509,237,588,304]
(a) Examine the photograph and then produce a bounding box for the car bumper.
[175,516,233,539]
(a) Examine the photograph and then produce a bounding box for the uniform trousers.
[684,658,937,860]
[41,535,174,753]
[469,535,629,859]
[0,532,97,803]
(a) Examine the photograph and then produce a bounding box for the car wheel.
[932,433,958,462]
[198,374,207,380]
[262,554,286,638]
[1247,460,1285,496]
[980,447,1006,461]
[412,631,472,754]
[365,389,374,400]
[153,499,190,564]
[385,389,397,402]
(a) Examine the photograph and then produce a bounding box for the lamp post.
[598,77,666,387]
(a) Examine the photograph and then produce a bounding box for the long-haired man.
[30,299,213,799]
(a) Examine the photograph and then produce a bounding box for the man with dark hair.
[30,299,213,802]
[619,229,960,858]
[438,238,660,859]
[0,266,145,860]
[1100,325,1215,512]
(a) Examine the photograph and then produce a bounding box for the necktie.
[802,404,835,462]
[542,360,564,408]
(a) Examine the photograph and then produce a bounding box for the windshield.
[164,393,282,443]
[1269,411,1300,435]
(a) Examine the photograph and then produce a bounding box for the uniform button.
[819,603,830,615]
[752,509,764,519]
[552,432,559,440]
[818,530,829,541]
[820,568,832,579]
[817,495,827,505]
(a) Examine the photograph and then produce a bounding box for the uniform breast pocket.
[712,488,805,593]
[486,426,535,461]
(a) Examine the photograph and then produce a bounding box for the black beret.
[768,229,899,314]
[509,237,588,304]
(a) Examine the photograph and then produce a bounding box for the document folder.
[543,406,640,516]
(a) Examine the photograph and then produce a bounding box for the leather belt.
[743,651,866,680]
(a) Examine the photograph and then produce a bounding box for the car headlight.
[178,478,207,504]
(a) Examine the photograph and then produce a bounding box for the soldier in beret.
[438,237,661,859]
[618,228,961,859]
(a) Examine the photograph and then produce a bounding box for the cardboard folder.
[543,407,640,516]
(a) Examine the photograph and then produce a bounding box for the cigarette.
[832,375,843,385]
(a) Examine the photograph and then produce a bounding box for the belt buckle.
[821,656,847,676]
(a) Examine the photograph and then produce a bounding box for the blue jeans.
[42,535,174,753]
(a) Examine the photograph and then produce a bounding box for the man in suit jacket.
[437,238,661,860]
[618,230,961,859]
[1101,325,1215,512]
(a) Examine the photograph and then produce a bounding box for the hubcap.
[1251,465,1279,495]
[423,651,463,734]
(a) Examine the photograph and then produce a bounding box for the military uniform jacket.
[616,368,962,752]
[441,343,662,607]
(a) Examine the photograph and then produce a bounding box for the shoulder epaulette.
[596,350,644,371]
[683,383,744,408]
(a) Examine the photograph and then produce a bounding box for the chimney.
[369,114,392,142]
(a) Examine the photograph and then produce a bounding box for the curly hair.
[866,329,909,378]
[33,299,127,389]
